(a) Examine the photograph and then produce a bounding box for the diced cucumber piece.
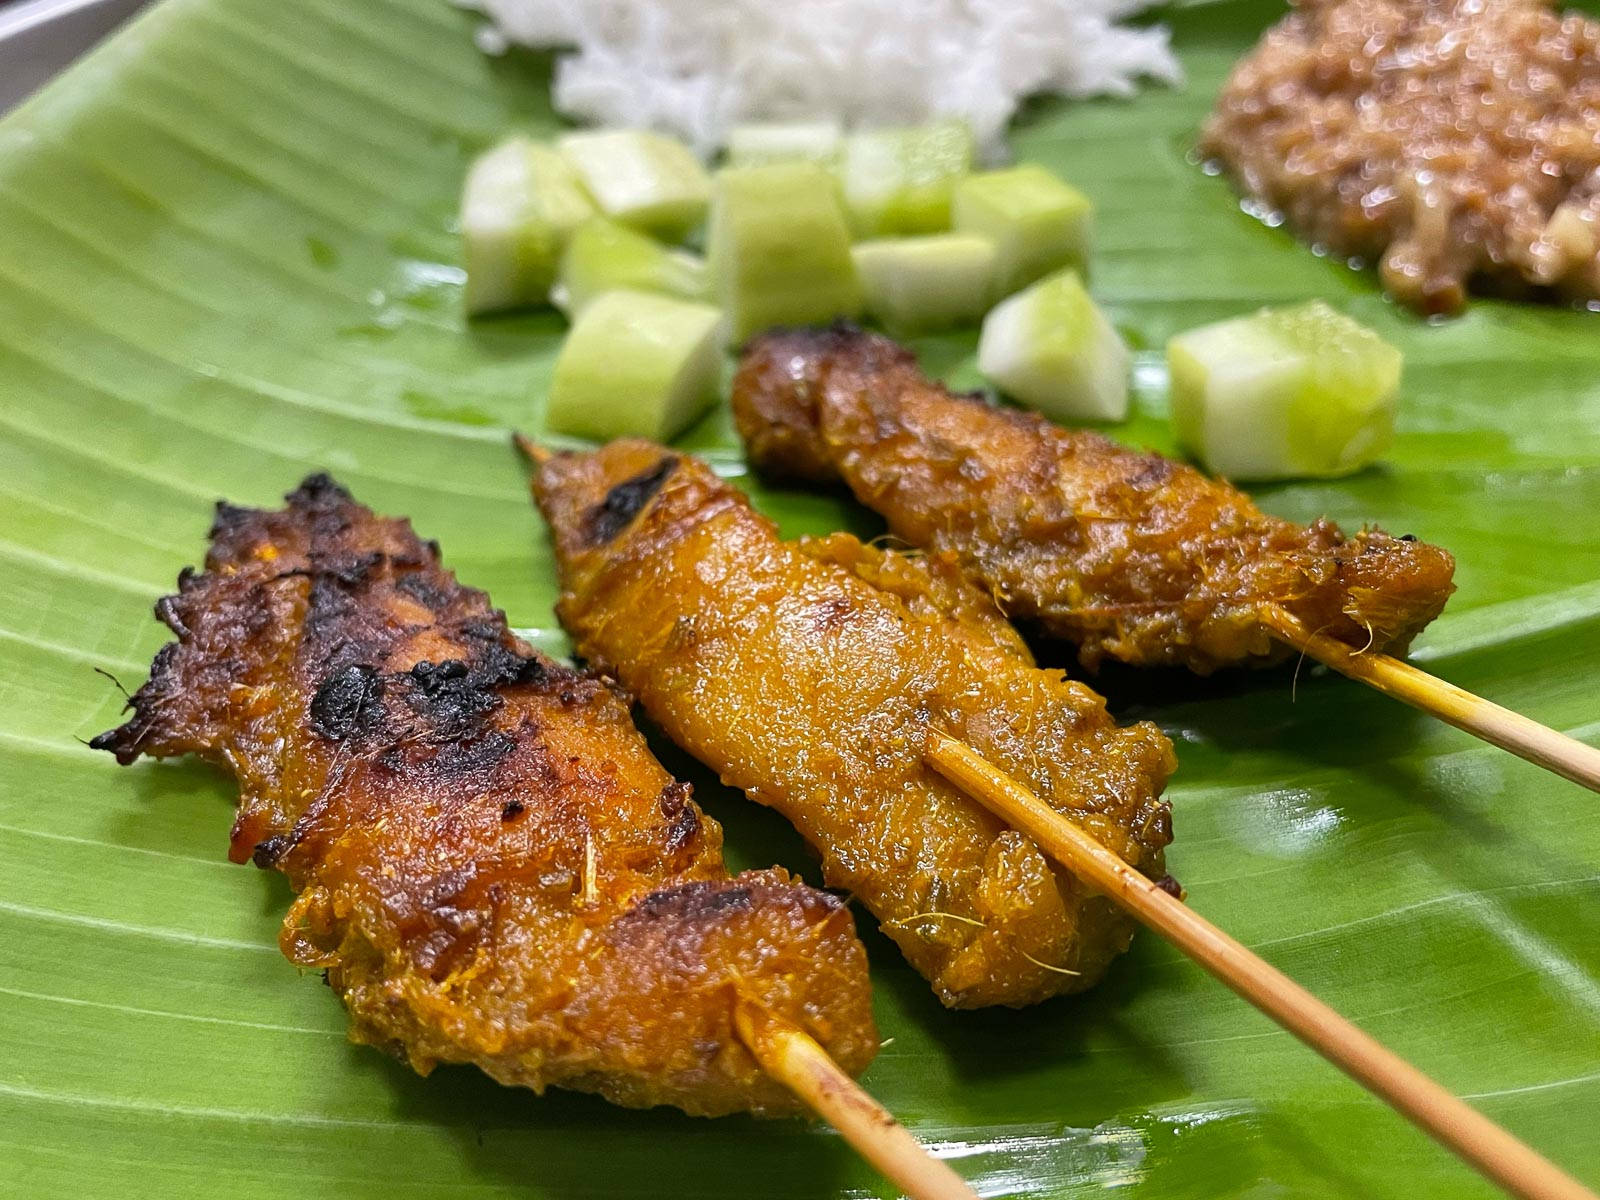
[977,269,1129,422]
[1167,300,1401,481]
[557,130,711,242]
[708,162,862,343]
[851,235,997,334]
[725,121,842,167]
[546,290,723,442]
[954,164,1093,298]
[553,217,708,316]
[460,137,596,315]
[837,119,974,237]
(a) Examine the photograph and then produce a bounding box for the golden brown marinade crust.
[535,441,1176,1010]
[733,325,1456,675]
[92,475,876,1118]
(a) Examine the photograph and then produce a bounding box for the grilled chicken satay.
[733,325,1457,675]
[92,475,876,1117]
[534,441,1176,1010]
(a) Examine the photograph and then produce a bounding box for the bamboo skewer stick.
[735,1003,978,1200]
[925,730,1597,1200]
[1259,605,1600,793]
[521,434,973,1200]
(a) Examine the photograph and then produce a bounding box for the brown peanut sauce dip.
[1202,0,1600,314]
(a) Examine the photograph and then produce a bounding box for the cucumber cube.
[460,137,596,315]
[725,121,843,167]
[954,165,1093,298]
[554,217,708,316]
[838,120,975,237]
[852,235,997,334]
[557,130,711,242]
[546,290,723,442]
[977,269,1129,422]
[1167,301,1401,481]
[708,162,862,343]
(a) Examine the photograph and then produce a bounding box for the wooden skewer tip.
[1259,605,1600,794]
[734,1000,978,1200]
[923,730,1597,1200]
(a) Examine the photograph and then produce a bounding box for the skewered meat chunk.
[732,325,1456,675]
[92,475,876,1118]
[534,441,1176,1010]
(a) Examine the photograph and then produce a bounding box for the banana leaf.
[2,0,1597,1195]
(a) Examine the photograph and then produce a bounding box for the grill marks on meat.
[92,474,876,1118]
[732,326,1456,675]
[535,441,1176,1010]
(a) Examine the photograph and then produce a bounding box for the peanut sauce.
[1203,0,1600,314]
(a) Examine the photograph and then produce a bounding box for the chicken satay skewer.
[924,731,1598,1200]
[101,470,972,1200]
[1259,606,1600,792]
[732,326,1600,795]
[515,432,977,1200]
[524,432,1180,1013]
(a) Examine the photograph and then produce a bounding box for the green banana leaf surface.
[2,0,1598,1195]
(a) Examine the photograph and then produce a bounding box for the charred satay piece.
[92,475,876,1118]
[733,324,1456,675]
[534,441,1176,1010]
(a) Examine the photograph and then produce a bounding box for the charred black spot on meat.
[405,658,499,731]
[253,833,293,870]
[289,473,354,507]
[411,658,470,693]
[396,571,451,610]
[504,652,552,688]
[634,880,755,923]
[657,780,692,818]
[478,644,554,690]
[582,457,678,546]
[310,663,383,741]
[405,647,559,728]
[458,618,507,644]
[209,502,257,546]
[155,594,191,638]
[665,804,701,853]
[89,641,187,764]
[302,573,360,641]
[422,730,518,775]
[702,885,753,913]
[658,782,700,852]
[86,725,126,755]
[501,798,526,821]
[315,550,385,587]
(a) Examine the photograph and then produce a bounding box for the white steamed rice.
[462,0,1182,158]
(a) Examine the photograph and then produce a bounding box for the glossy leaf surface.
[1,0,1597,1195]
